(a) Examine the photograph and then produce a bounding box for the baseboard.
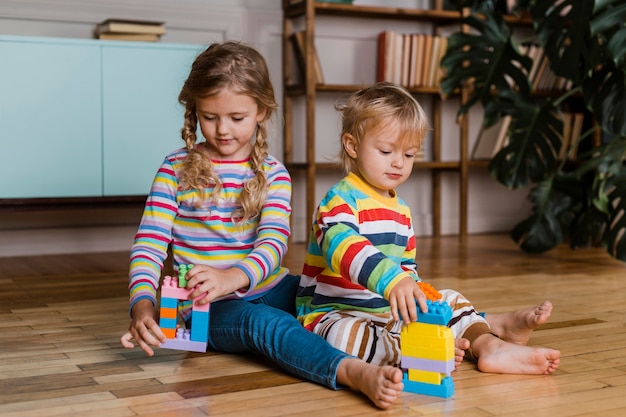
[0,226,137,257]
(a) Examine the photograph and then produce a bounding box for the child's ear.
[342,133,358,159]
[256,108,267,123]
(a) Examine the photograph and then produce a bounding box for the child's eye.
[380,150,391,155]
[405,153,416,158]
[202,115,216,121]
[232,116,244,122]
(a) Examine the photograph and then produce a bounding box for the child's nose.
[216,120,229,135]
[391,154,404,168]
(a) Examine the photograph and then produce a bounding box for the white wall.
[0,0,529,256]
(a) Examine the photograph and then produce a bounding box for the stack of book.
[95,18,166,42]
[471,111,585,160]
[376,30,448,89]
[522,44,572,92]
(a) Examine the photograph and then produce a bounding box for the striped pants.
[310,289,490,366]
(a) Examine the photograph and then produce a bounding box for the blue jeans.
[199,274,351,389]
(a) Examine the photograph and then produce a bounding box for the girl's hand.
[388,277,428,323]
[120,299,166,356]
[184,265,250,305]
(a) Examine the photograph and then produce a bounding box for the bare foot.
[336,358,404,409]
[454,338,469,370]
[485,301,553,345]
[473,334,560,375]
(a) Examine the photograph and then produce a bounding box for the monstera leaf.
[511,175,572,253]
[535,0,626,137]
[440,10,532,126]
[577,136,626,260]
[489,94,562,188]
[531,0,595,84]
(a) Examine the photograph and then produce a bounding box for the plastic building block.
[402,322,454,361]
[160,328,208,353]
[158,265,209,352]
[401,282,455,398]
[178,263,194,287]
[418,281,442,301]
[402,372,454,398]
[417,299,452,325]
[401,356,455,374]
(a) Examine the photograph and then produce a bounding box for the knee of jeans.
[244,304,297,332]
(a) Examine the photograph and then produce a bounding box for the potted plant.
[440,0,626,261]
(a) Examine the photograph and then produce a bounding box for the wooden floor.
[1,233,626,416]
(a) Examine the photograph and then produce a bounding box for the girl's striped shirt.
[129,147,292,319]
[296,172,419,329]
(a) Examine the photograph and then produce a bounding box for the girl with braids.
[120,41,411,409]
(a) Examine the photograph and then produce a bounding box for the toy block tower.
[159,264,209,352]
[400,282,455,398]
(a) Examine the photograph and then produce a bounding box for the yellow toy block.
[401,322,454,362]
[408,369,442,385]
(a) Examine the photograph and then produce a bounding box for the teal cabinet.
[0,35,202,199]
[0,37,102,198]
[102,44,199,196]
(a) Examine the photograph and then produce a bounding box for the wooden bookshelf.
[282,0,469,238]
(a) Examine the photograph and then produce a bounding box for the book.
[427,36,442,87]
[291,31,324,84]
[412,34,425,87]
[401,33,411,86]
[492,115,513,155]
[377,31,392,82]
[568,113,585,160]
[96,18,166,35]
[435,36,448,87]
[96,33,160,42]
[473,117,509,159]
[408,34,419,87]
[392,32,403,84]
[420,34,433,87]
[558,112,573,160]
[529,47,546,90]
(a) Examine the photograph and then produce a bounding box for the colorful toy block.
[418,281,442,301]
[160,328,208,353]
[401,284,454,398]
[158,264,209,352]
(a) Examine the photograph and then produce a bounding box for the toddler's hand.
[388,277,428,323]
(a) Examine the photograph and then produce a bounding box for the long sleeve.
[232,159,292,293]
[297,173,418,326]
[128,148,292,316]
[128,154,180,311]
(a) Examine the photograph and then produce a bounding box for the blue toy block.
[417,299,452,325]
[160,297,178,309]
[159,317,178,329]
[190,310,209,342]
[402,372,454,398]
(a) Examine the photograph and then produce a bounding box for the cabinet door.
[0,38,102,198]
[102,44,201,196]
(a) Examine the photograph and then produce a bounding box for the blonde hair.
[177,41,278,223]
[336,82,430,174]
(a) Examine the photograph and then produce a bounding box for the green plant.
[440,0,626,261]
